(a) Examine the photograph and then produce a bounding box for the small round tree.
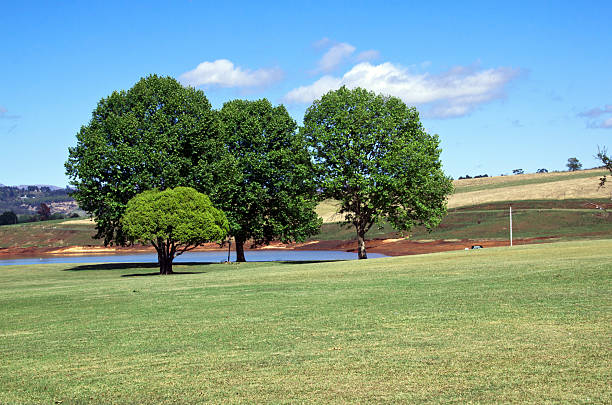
[122,187,229,274]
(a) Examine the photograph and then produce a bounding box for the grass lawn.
[1,240,610,403]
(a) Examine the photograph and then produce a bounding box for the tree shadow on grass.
[121,270,206,277]
[64,261,215,274]
[63,259,349,276]
[270,260,348,265]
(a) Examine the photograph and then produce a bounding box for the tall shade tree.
[218,99,321,262]
[65,75,231,246]
[122,187,228,274]
[302,86,453,259]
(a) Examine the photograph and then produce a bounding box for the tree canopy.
[122,187,228,274]
[65,75,231,246]
[218,99,321,261]
[302,86,453,259]
[0,211,17,226]
[566,157,582,171]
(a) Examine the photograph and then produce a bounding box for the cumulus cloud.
[179,59,283,88]
[316,42,356,73]
[579,105,612,128]
[284,62,520,118]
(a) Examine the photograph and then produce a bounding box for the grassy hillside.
[0,218,101,248]
[316,169,611,222]
[1,240,610,403]
[314,169,612,243]
[450,168,609,208]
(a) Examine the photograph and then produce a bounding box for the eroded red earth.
[0,236,560,260]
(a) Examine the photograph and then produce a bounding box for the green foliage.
[65,74,231,246]
[0,211,17,226]
[566,157,582,171]
[219,99,321,261]
[302,86,453,258]
[122,187,228,274]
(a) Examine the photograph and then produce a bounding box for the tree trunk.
[235,237,246,262]
[160,256,173,275]
[155,240,174,274]
[357,228,368,259]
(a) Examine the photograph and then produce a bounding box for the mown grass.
[1,240,610,403]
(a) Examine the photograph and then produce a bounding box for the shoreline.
[0,236,558,260]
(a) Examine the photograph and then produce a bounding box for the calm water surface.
[0,250,386,266]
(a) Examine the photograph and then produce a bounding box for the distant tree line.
[0,204,79,226]
[457,174,489,180]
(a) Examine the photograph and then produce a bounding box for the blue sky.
[1,1,610,187]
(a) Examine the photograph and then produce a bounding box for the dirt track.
[0,237,558,260]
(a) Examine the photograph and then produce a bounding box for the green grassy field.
[1,240,610,403]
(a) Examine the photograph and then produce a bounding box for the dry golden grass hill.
[316,169,610,223]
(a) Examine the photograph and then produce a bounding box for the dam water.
[0,250,387,266]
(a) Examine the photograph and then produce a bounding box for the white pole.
[509,206,513,247]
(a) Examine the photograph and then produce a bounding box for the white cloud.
[284,62,520,118]
[285,76,343,106]
[316,43,356,73]
[179,59,283,88]
[579,104,612,118]
[356,50,380,62]
[313,37,331,49]
[579,104,612,129]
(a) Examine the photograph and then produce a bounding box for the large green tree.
[218,99,321,262]
[302,86,453,259]
[65,75,231,246]
[122,187,228,274]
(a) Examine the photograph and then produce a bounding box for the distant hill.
[0,185,77,215]
[449,168,609,208]
[15,184,64,191]
[316,168,611,222]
